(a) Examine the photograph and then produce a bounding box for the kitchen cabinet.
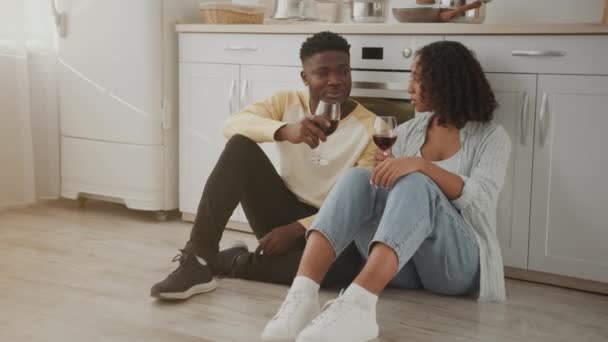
[239,64,306,174]
[231,65,305,224]
[486,73,537,269]
[528,75,608,283]
[179,62,303,225]
[457,37,608,284]
[178,31,608,289]
[179,63,239,219]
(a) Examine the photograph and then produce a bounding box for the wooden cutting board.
[603,0,608,24]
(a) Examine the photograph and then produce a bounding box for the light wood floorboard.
[1,200,607,341]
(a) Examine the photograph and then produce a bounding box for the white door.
[240,65,305,167]
[233,65,305,224]
[179,63,240,217]
[486,73,536,269]
[57,0,163,145]
[529,75,608,283]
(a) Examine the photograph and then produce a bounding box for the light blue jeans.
[310,168,480,296]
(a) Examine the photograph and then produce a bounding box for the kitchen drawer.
[179,33,443,70]
[453,35,608,75]
[180,33,307,66]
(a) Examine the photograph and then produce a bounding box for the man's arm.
[224,91,330,148]
[222,92,287,143]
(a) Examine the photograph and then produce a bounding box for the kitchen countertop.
[176,23,608,35]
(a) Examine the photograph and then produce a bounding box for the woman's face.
[408,59,432,113]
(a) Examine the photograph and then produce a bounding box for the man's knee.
[222,135,265,163]
[225,134,257,151]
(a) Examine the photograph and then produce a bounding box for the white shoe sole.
[295,324,379,342]
[154,278,217,300]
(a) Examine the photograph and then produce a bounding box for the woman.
[261,41,511,342]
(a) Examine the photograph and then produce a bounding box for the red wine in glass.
[373,116,398,155]
[324,120,339,135]
[373,134,397,151]
[312,100,341,166]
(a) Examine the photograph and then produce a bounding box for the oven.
[345,36,442,123]
[351,69,414,124]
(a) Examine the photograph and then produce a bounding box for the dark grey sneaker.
[150,250,216,300]
[211,241,249,277]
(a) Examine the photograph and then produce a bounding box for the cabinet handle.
[512,50,566,57]
[519,92,530,146]
[224,46,258,52]
[228,80,236,114]
[352,81,409,92]
[51,0,67,37]
[539,92,549,146]
[240,80,249,108]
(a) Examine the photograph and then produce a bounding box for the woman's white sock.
[343,283,378,311]
[291,276,320,295]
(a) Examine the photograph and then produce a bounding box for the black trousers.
[185,135,363,288]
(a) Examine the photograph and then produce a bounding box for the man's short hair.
[299,31,350,63]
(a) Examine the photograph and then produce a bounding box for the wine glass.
[312,100,341,166]
[373,116,398,157]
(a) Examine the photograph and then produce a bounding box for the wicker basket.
[200,4,265,24]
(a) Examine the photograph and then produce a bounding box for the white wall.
[484,0,605,24]
[28,52,60,200]
[386,0,605,24]
[0,53,36,209]
[0,0,59,209]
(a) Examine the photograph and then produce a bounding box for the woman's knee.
[334,168,373,195]
[390,172,436,196]
[396,172,431,187]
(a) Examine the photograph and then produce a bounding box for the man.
[151,31,377,300]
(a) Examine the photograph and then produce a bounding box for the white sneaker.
[261,290,320,341]
[295,293,379,342]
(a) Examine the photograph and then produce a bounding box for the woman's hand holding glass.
[371,116,427,188]
[374,148,394,166]
[372,157,426,189]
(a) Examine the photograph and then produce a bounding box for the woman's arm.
[452,127,511,211]
[419,160,464,200]
[372,125,510,203]
[371,156,463,199]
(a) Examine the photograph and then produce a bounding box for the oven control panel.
[348,35,443,70]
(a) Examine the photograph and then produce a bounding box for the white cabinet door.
[529,75,608,283]
[240,65,305,170]
[486,73,537,269]
[179,63,240,221]
[231,65,305,225]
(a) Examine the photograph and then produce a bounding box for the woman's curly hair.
[415,41,497,128]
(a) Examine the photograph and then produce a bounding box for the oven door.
[351,70,415,124]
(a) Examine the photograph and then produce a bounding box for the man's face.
[301,50,352,105]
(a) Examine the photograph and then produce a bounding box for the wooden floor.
[1,200,607,342]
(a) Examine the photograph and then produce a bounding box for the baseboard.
[182,212,195,222]
[181,212,253,234]
[505,267,608,295]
